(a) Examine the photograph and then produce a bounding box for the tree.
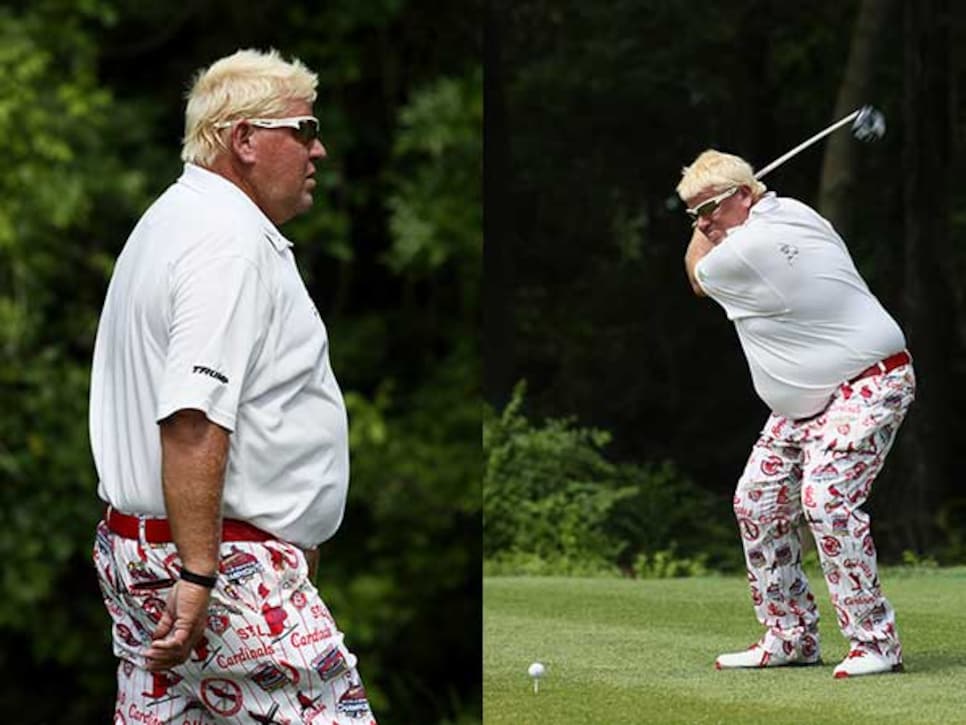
[890,0,958,552]
[818,0,896,237]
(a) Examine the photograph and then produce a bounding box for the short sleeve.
[156,255,272,431]
[696,239,788,320]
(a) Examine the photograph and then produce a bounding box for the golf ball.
[528,662,545,678]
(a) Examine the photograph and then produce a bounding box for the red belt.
[105,507,274,543]
[849,350,911,384]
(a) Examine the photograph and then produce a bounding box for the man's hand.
[145,580,211,671]
[160,410,229,576]
[684,228,715,297]
[152,409,228,672]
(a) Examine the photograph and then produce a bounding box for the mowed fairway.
[484,570,966,724]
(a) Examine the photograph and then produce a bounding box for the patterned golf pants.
[733,362,915,661]
[92,521,377,724]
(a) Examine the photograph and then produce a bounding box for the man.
[678,150,915,678]
[89,49,377,722]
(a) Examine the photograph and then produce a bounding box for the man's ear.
[229,122,258,164]
[738,185,755,209]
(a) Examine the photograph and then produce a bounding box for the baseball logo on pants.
[732,364,913,659]
[93,524,378,724]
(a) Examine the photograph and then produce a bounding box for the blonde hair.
[181,48,318,165]
[675,149,767,202]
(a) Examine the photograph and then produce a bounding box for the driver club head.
[852,105,886,142]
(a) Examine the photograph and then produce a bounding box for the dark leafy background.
[486,0,966,567]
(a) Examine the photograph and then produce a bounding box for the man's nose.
[311,139,327,159]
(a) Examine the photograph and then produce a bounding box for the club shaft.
[754,109,861,179]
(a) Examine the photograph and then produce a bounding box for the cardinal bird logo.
[760,456,783,476]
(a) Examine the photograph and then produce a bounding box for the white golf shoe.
[833,648,903,678]
[715,639,822,670]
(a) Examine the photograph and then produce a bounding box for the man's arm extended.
[146,408,229,671]
[684,228,715,297]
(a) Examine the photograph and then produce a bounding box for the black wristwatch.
[180,566,218,588]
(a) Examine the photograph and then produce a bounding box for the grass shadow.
[904,650,966,674]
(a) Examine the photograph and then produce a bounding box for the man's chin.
[291,194,315,219]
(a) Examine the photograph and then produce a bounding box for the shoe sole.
[715,658,823,670]
[833,663,904,679]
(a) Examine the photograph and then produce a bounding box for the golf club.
[754,105,886,179]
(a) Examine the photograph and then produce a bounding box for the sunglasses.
[685,186,739,222]
[215,116,320,144]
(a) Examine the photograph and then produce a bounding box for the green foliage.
[319,66,482,719]
[0,3,127,629]
[484,382,623,564]
[934,497,966,563]
[0,6,143,720]
[484,383,739,576]
[387,68,482,281]
[332,340,480,720]
[899,550,939,570]
[483,551,619,577]
[633,550,710,579]
[608,461,740,572]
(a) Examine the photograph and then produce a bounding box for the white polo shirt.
[89,164,349,548]
[694,193,905,419]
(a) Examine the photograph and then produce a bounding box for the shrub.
[484,383,741,576]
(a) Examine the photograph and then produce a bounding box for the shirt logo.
[778,243,799,265]
[192,365,229,384]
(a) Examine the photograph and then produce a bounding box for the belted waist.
[849,350,911,384]
[791,351,912,424]
[104,507,275,543]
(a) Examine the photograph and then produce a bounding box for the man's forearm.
[684,229,714,296]
[160,409,230,576]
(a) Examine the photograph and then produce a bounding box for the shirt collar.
[725,191,777,238]
[749,191,778,217]
[179,163,293,252]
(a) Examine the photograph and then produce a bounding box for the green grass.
[483,569,966,724]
